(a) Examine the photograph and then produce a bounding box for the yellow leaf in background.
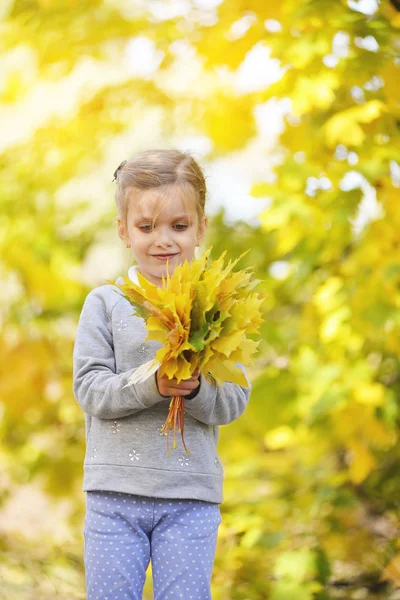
[286,36,330,69]
[264,426,295,450]
[334,399,395,483]
[240,528,263,549]
[274,547,318,580]
[0,341,53,417]
[291,72,339,114]
[382,554,400,585]
[362,411,394,449]
[348,440,376,484]
[353,383,385,407]
[382,61,400,104]
[277,223,305,254]
[259,201,293,230]
[327,120,365,147]
[203,92,257,151]
[314,277,344,313]
[352,100,386,123]
[320,306,350,341]
[324,101,386,148]
[333,405,393,450]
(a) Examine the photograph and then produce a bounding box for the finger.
[169,379,200,389]
[179,380,200,390]
[162,388,194,397]
[161,372,199,383]
[161,377,199,388]
[164,384,199,396]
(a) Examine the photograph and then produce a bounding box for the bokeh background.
[1,0,400,598]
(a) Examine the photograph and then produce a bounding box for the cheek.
[182,237,197,255]
[131,232,148,246]
[182,228,198,244]
[181,236,196,250]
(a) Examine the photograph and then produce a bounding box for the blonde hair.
[113,149,207,223]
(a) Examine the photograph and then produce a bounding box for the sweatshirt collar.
[115,265,140,287]
[128,265,140,285]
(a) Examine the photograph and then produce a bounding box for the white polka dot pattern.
[84,491,221,599]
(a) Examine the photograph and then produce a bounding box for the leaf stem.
[161,396,190,455]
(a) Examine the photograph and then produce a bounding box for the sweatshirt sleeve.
[183,365,251,426]
[72,287,167,419]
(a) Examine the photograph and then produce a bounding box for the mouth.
[151,253,179,261]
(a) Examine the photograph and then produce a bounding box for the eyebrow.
[133,214,191,222]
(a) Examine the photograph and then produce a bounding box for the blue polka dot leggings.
[84,490,222,600]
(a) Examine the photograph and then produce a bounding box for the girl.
[73,149,251,600]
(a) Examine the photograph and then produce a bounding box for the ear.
[197,215,208,244]
[117,217,130,247]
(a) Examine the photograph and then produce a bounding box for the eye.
[138,223,153,232]
[173,223,189,231]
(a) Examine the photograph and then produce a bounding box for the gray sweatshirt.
[73,266,251,504]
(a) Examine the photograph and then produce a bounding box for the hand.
[156,368,200,398]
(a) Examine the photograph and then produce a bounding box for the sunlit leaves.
[291,72,340,115]
[324,100,387,147]
[202,90,257,152]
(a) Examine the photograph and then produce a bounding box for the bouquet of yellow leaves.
[114,248,263,455]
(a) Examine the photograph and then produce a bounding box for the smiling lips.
[151,253,179,261]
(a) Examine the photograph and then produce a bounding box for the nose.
[155,226,173,247]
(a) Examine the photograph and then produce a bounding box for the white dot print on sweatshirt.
[116,319,127,332]
[111,420,120,434]
[178,455,190,467]
[129,449,140,461]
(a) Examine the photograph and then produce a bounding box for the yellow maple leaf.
[211,329,246,358]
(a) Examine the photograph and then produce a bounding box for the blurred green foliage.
[1,0,400,598]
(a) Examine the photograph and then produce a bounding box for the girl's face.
[117,186,207,286]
